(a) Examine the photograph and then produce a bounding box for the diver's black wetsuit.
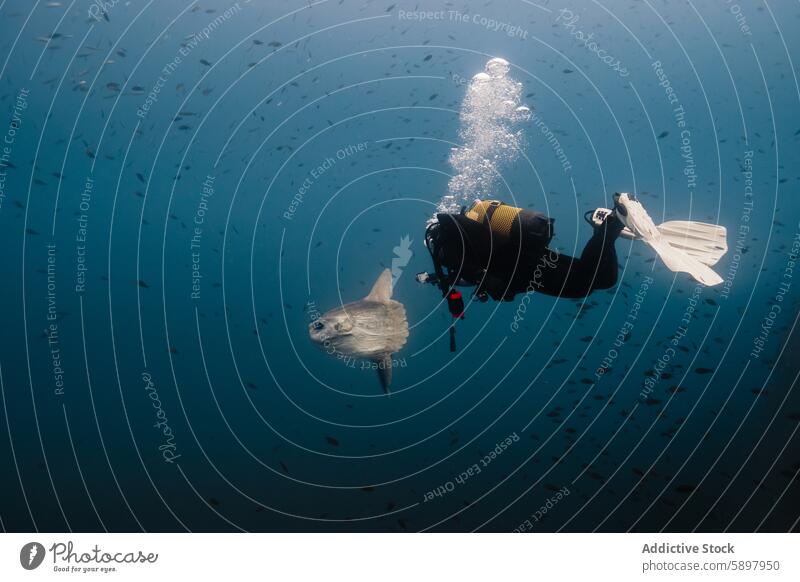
[429,209,624,301]
[507,217,623,299]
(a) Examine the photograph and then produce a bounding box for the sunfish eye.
[313,321,324,331]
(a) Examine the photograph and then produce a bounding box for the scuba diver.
[418,193,727,350]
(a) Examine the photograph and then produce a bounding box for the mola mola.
[308,268,408,393]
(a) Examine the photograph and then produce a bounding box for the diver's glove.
[588,206,626,238]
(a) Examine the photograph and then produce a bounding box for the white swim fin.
[600,193,728,286]
[644,238,724,286]
[651,220,727,267]
[589,209,728,267]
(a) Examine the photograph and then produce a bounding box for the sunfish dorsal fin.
[365,268,393,302]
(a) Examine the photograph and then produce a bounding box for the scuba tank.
[421,199,554,351]
[458,199,554,273]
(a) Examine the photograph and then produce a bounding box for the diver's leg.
[577,213,625,290]
[522,214,624,298]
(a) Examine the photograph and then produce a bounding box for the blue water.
[0,0,798,532]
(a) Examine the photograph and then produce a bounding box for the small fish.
[325,436,340,446]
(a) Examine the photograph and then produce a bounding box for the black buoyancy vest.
[434,200,554,282]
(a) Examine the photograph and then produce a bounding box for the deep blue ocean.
[0,0,798,532]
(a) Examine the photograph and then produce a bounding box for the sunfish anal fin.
[365,268,393,302]
[375,355,393,395]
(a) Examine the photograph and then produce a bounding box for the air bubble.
[485,57,510,77]
[432,58,530,220]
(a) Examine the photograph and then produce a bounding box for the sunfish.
[308,269,408,394]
